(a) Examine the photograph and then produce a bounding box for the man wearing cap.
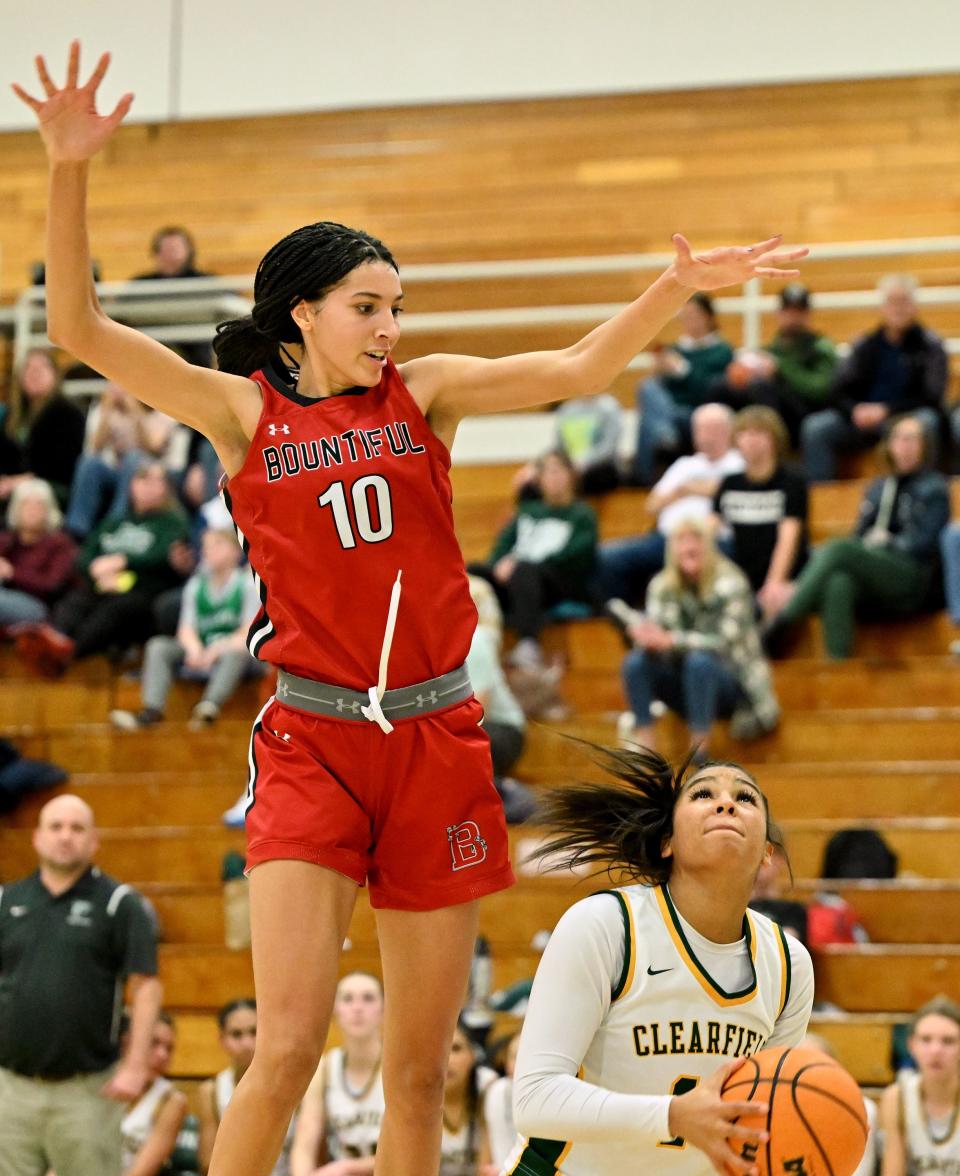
[713,283,838,445]
[0,794,161,1176]
[801,274,947,482]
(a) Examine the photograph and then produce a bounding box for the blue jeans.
[65,449,146,538]
[598,533,666,604]
[0,587,47,627]
[941,523,960,625]
[801,406,940,482]
[632,378,694,486]
[622,647,743,734]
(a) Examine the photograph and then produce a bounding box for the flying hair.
[214,221,398,377]
[528,741,787,885]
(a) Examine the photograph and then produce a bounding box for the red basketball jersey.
[224,357,478,690]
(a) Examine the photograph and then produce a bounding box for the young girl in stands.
[879,997,960,1176]
[441,1023,497,1176]
[505,747,814,1175]
[291,972,385,1175]
[14,42,804,1176]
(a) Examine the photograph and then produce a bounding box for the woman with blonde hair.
[0,477,76,628]
[619,516,778,756]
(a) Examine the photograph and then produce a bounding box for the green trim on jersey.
[510,1137,569,1175]
[661,885,757,1002]
[776,923,792,1015]
[597,889,633,1002]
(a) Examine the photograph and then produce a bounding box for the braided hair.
[214,222,398,376]
[530,743,787,885]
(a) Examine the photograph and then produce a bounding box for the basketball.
[721,1045,868,1176]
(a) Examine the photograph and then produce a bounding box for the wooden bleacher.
[1,475,959,1095]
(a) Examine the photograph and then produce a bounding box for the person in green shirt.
[713,284,838,445]
[631,293,734,486]
[471,451,597,669]
[14,459,189,676]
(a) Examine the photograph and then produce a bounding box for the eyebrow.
[682,774,762,797]
[350,291,404,301]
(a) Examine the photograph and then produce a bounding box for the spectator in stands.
[631,293,734,486]
[14,459,191,676]
[466,576,533,824]
[713,284,838,444]
[109,527,260,732]
[135,226,208,282]
[120,1011,191,1176]
[198,999,296,1176]
[472,451,597,671]
[65,382,152,538]
[619,517,780,757]
[0,347,85,508]
[290,972,384,1174]
[801,275,948,482]
[0,734,67,815]
[483,1033,520,1172]
[598,402,743,606]
[879,997,960,1176]
[748,847,808,946]
[0,477,76,629]
[0,794,160,1176]
[764,414,949,660]
[713,406,808,614]
[516,393,623,497]
[441,1023,496,1176]
[942,521,960,656]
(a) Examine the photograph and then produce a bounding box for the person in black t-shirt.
[712,406,808,615]
[0,793,160,1176]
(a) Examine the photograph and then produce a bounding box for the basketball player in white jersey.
[199,1000,297,1176]
[503,747,814,1176]
[879,997,960,1176]
[291,973,386,1174]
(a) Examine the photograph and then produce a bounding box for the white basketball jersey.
[324,1046,385,1159]
[121,1076,174,1171]
[441,1116,480,1176]
[899,1070,960,1174]
[506,884,793,1175]
[215,1067,296,1176]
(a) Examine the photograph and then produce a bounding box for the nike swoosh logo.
[647,965,673,976]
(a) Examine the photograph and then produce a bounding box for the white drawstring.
[360,570,403,734]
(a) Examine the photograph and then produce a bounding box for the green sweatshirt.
[663,333,735,408]
[766,329,838,406]
[79,508,190,596]
[490,499,598,596]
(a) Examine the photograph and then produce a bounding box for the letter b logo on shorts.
[447,821,488,872]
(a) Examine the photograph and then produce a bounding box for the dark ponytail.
[530,743,787,884]
[214,221,398,376]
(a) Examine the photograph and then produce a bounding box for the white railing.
[5,234,960,395]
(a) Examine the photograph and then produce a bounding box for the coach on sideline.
[0,794,161,1176]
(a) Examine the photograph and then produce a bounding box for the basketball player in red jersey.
[14,44,806,1176]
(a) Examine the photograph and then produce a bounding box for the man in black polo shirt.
[0,794,160,1176]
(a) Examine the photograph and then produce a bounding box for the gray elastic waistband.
[275,664,472,722]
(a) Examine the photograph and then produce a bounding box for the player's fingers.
[85,51,111,93]
[747,234,783,255]
[11,83,42,112]
[720,1145,760,1176]
[66,40,80,89]
[726,1122,770,1143]
[35,55,57,98]
[671,233,694,263]
[106,92,134,130]
[754,267,802,279]
[726,1099,769,1119]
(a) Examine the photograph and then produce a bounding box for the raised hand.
[671,233,808,292]
[11,40,133,163]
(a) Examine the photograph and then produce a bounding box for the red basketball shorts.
[243,694,515,910]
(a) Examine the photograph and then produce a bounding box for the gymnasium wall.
[1,0,959,130]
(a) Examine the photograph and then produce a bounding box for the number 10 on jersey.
[317,476,394,549]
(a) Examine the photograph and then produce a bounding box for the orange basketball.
[720,1045,868,1176]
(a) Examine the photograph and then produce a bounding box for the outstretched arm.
[403,234,807,434]
[12,43,258,462]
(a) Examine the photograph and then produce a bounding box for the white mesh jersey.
[505,883,812,1176]
[898,1070,960,1174]
[323,1046,385,1158]
[215,1067,296,1176]
[121,1076,174,1170]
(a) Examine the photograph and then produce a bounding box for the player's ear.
[290,299,314,333]
[660,834,673,861]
